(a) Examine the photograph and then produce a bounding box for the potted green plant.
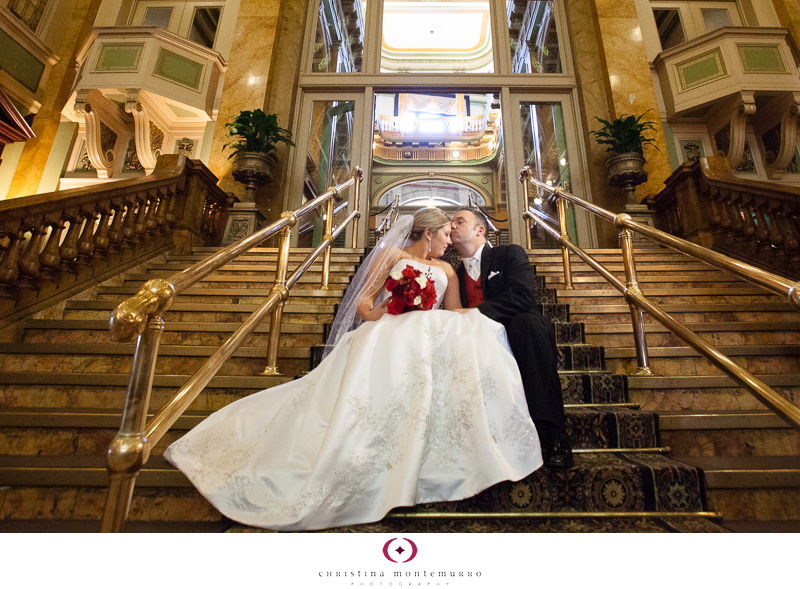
[223,109,295,202]
[590,111,660,204]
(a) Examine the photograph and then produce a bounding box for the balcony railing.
[0,155,232,328]
[652,156,800,279]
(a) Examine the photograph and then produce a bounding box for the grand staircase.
[1,244,798,531]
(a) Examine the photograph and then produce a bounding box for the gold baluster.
[262,212,296,375]
[351,166,363,249]
[121,198,138,245]
[519,167,533,250]
[555,188,573,290]
[618,220,654,376]
[320,191,335,290]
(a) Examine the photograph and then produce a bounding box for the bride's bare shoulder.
[428,257,456,277]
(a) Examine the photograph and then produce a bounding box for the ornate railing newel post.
[103,278,175,532]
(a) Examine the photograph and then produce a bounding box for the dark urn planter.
[606,152,647,205]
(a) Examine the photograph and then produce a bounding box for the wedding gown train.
[164,259,543,530]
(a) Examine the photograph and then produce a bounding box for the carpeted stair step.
[228,515,727,533]
[560,372,627,404]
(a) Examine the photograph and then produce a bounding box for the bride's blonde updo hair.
[409,207,450,242]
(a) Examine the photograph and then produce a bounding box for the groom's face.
[450,211,485,247]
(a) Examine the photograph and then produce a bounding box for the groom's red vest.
[464,273,484,307]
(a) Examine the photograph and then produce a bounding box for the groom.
[450,209,573,468]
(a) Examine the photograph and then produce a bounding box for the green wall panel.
[0,29,44,92]
[677,49,727,91]
[153,49,204,90]
[737,45,786,73]
[94,44,143,72]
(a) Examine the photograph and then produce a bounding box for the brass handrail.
[519,167,800,432]
[101,166,362,532]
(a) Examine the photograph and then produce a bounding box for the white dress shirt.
[462,243,486,281]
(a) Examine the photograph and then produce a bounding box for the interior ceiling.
[380,1,491,64]
[382,5,489,51]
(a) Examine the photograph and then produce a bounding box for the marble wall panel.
[207,0,282,198]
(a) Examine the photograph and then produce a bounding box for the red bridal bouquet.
[385,265,437,315]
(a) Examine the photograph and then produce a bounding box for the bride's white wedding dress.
[164,258,542,530]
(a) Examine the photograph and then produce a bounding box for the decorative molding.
[125,90,164,173]
[74,91,115,178]
[753,91,800,178]
[708,91,756,170]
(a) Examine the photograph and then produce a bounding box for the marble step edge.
[0,372,294,387]
[146,263,359,272]
[0,405,654,429]
[1,516,728,534]
[0,343,311,358]
[191,247,364,254]
[605,345,800,358]
[0,369,623,387]
[65,301,336,313]
[0,520,230,533]
[627,373,800,388]
[21,320,325,334]
[675,456,800,488]
[657,410,792,431]
[555,288,780,297]
[531,263,731,272]
[0,451,682,489]
[569,303,795,313]
[585,322,799,334]
[98,286,346,297]
[123,273,352,284]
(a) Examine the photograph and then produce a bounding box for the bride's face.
[428,225,451,258]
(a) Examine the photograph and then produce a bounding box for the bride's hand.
[361,298,390,321]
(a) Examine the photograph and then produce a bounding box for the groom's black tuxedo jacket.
[457,243,565,429]
[456,244,537,324]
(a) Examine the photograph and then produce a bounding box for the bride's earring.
[427,236,431,252]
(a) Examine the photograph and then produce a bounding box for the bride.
[164,207,542,530]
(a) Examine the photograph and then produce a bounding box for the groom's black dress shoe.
[542,434,574,469]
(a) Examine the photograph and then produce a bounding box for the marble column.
[6,0,103,199]
[589,0,672,204]
[772,0,800,47]
[207,0,282,205]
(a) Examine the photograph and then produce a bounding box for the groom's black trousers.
[503,312,566,432]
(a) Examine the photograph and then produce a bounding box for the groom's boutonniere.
[488,271,500,280]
